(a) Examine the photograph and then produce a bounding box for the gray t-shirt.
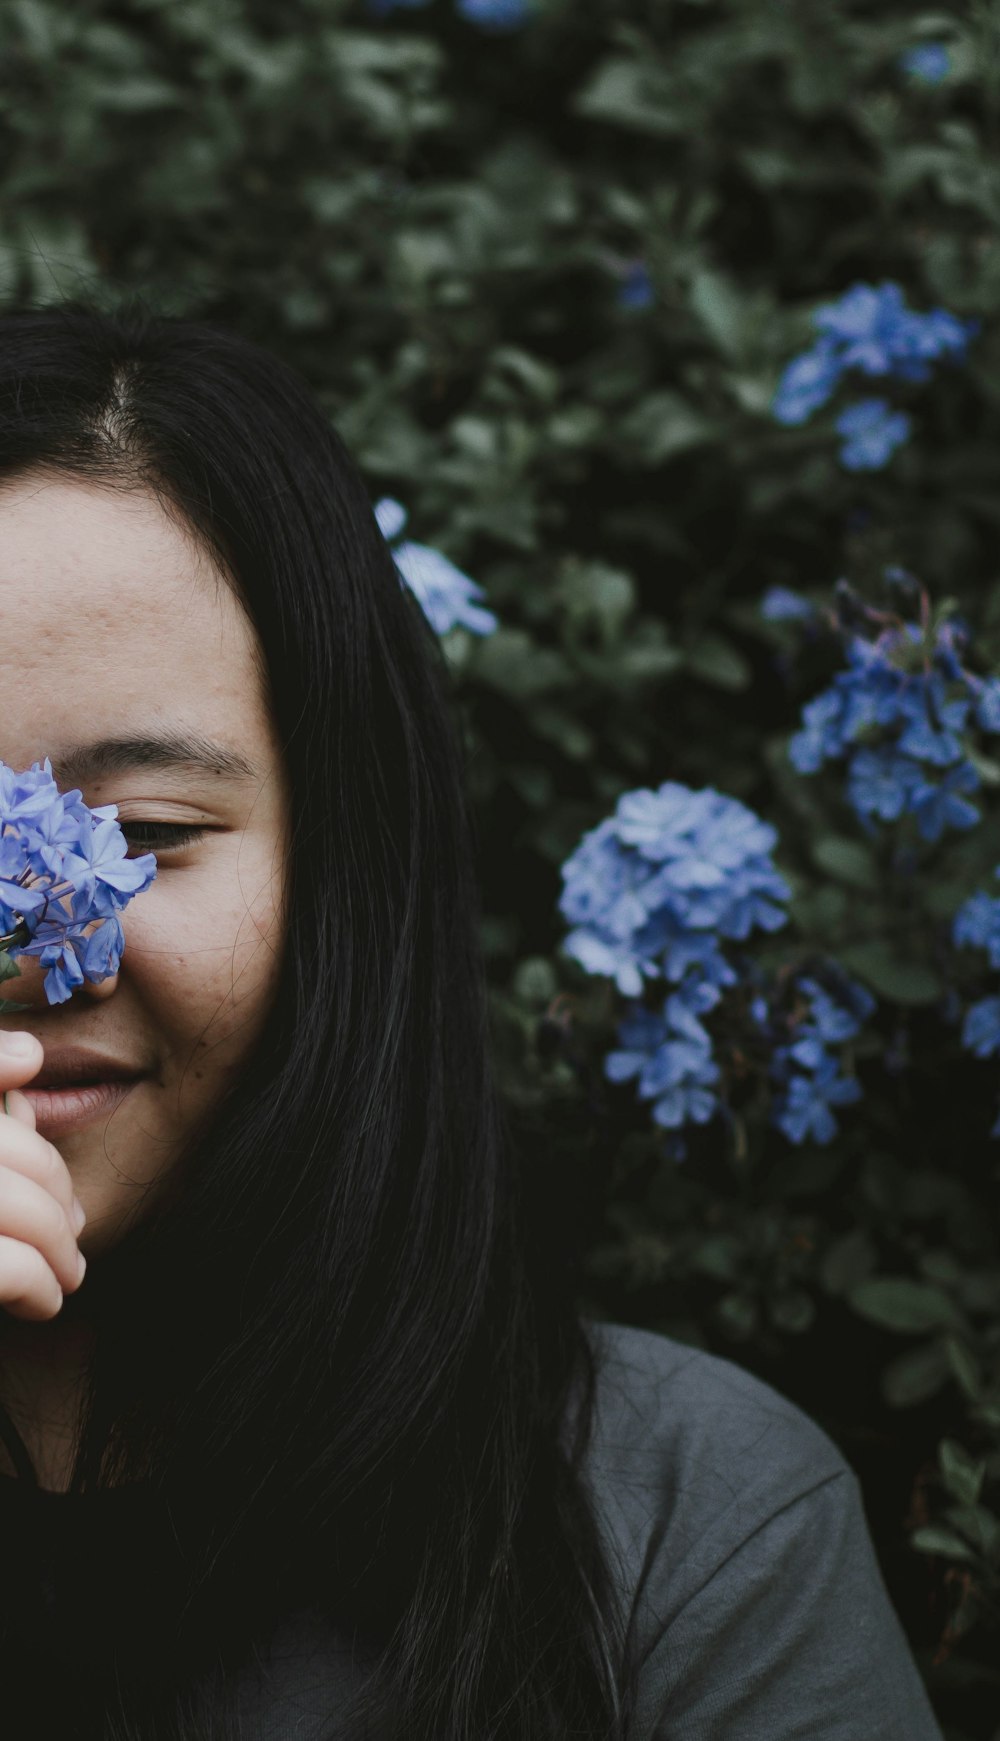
[241,1320,945,1740]
[0,1320,945,1739]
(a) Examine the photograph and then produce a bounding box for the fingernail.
[0,1032,35,1055]
[72,1198,86,1233]
[77,1251,87,1282]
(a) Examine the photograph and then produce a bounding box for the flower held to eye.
[0,756,157,1008]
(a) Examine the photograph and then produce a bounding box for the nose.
[0,920,121,1005]
[81,970,119,1001]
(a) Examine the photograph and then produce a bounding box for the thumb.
[3,1088,37,1129]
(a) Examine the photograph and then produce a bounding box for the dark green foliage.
[3,1,1000,1732]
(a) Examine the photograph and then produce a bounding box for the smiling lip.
[23,1079,142,1137]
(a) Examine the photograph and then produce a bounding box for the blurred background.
[2,2,999,1735]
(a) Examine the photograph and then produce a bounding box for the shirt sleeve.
[639,1467,945,1741]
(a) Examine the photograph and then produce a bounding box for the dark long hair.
[0,300,637,1740]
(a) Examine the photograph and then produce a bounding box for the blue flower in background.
[771,1051,863,1145]
[772,280,978,468]
[616,262,655,311]
[605,979,723,1140]
[951,870,1000,1133]
[760,586,817,622]
[456,0,532,26]
[772,338,844,425]
[953,881,1000,970]
[560,783,793,1154]
[768,974,874,1145]
[375,497,498,637]
[559,784,791,1000]
[900,43,951,84]
[366,0,534,22]
[786,597,1000,844]
[835,398,912,470]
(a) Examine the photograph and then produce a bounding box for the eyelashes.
[119,822,207,855]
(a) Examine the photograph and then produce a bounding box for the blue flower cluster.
[375,498,498,637]
[760,586,819,623]
[788,591,1000,843]
[900,43,951,84]
[0,757,157,1006]
[772,280,978,469]
[764,975,876,1145]
[559,784,787,1151]
[951,880,1000,1134]
[615,261,655,311]
[367,0,532,27]
[558,781,875,1157]
[952,880,1000,1067]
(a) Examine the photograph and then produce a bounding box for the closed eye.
[120,822,207,855]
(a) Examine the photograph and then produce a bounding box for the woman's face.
[0,472,291,1259]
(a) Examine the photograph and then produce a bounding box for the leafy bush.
[2,0,999,1732]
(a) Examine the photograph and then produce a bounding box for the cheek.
[123,854,285,1048]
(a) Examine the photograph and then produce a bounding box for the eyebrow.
[54,733,259,786]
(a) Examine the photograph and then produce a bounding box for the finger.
[0,1033,43,1094]
[0,1100,79,1229]
[0,1168,86,1297]
[4,1087,36,1130]
[0,1233,66,1321]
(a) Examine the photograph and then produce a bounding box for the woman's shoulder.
[581,1315,849,1497]
[576,1317,852,1617]
[575,1320,944,1740]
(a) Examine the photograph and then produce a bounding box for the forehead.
[0,472,270,776]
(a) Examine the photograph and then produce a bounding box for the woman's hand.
[0,1034,87,1320]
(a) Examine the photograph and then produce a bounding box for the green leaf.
[684,632,752,691]
[820,1228,877,1294]
[473,629,573,700]
[809,836,880,891]
[940,1440,987,1509]
[881,1339,951,1407]
[767,1288,816,1333]
[911,1526,979,1564]
[512,955,557,1008]
[945,1337,983,1402]
[573,58,682,137]
[838,943,944,1007]
[688,267,748,360]
[848,1277,962,1334]
[618,392,715,465]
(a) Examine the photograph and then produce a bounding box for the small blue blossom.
[375,497,498,637]
[560,782,791,1145]
[767,971,873,1146]
[772,339,843,425]
[760,586,817,622]
[605,981,722,1137]
[771,1052,863,1145]
[953,883,1000,969]
[907,762,981,843]
[616,262,655,311]
[835,398,912,470]
[951,870,1000,1133]
[0,757,157,1006]
[961,995,1000,1059]
[970,675,1000,733]
[772,280,978,467]
[813,283,976,382]
[900,43,951,84]
[788,599,999,843]
[455,0,531,25]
